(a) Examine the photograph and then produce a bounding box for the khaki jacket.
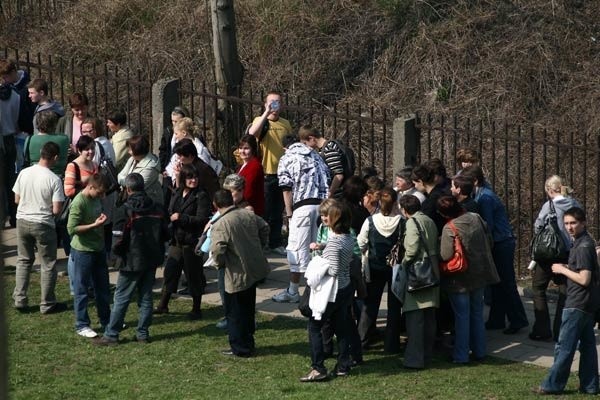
[210,207,270,293]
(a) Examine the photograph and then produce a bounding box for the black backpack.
[96,143,120,194]
[329,139,356,179]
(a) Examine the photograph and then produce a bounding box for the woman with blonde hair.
[165,118,221,183]
[529,175,580,342]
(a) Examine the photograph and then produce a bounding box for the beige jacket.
[210,207,270,293]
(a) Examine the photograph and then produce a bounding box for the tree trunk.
[210,0,244,169]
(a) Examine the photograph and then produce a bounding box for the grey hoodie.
[33,100,66,134]
[534,195,581,249]
[0,84,20,136]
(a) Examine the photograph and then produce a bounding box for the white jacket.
[304,255,338,320]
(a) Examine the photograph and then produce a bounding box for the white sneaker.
[272,289,300,303]
[270,246,287,257]
[77,327,98,338]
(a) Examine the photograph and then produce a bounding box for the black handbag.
[531,198,568,263]
[298,287,312,318]
[406,219,439,293]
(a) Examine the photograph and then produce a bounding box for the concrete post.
[392,115,420,173]
[152,78,180,154]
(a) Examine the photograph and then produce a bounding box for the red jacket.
[238,157,265,217]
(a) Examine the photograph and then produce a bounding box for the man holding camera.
[248,90,292,256]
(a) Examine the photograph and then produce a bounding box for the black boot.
[188,296,203,320]
[153,290,171,314]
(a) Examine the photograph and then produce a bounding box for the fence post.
[151,78,180,154]
[393,114,419,172]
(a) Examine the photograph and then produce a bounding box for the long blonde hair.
[545,175,574,196]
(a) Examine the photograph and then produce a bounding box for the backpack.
[329,139,356,179]
[96,143,120,194]
[244,120,270,142]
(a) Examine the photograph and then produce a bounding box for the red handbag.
[440,221,468,274]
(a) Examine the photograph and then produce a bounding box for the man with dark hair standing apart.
[536,207,599,395]
[12,142,66,314]
[248,90,292,255]
[94,173,167,345]
[210,189,270,357]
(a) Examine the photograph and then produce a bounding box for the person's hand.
[170,213,180,222]
[95,213,107,226]
[309,242,319,250]
[551,263,567,275]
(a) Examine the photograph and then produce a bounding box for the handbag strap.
[412,218,431,257]
[547,195,558,218]
[447,220,460,237]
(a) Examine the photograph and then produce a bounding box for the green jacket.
[402,211,440,312]
[67,192,104,252]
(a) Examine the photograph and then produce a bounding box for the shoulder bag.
[406,219,440,292]
[55,162,81,226]
[531,197,568,263]
[439,220,468,274]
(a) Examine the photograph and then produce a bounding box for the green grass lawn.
[2,267,588,400]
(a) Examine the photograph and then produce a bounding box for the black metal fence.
[178,80,397,179]
[0,0,74,25]
[415,112,600,275]
[1,48,154,140]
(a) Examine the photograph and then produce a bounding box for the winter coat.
[168,186,211,246]
[439,212,500,293]
[113,191,168,272]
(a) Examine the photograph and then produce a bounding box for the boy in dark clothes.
[95,173,168,345]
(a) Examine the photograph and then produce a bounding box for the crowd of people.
[3,58,600,393]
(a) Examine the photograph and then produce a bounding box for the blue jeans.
[264,174,284,248]
[104,268,156,340]
[448,288,486,363]
[541,308,599,394]
[71,248,111,331]
[487,238,528,329]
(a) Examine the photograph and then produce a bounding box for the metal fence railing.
[2,48,154,141]
[415,112,600,275]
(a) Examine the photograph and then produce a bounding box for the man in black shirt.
[537,207,599,395]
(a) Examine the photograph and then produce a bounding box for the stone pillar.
[393,115,420,173]
[151,78,180,154]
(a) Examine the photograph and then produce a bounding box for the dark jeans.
[104,268,156,340]
[308,284,353,373]
[2,134,17,225]
[358,267,403,352]
[224,284,257,356]
[487,238,529,329]
[264,174,284,248]
[531,261,566,341]
[321,293,363,362]
[162,244,205,296]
